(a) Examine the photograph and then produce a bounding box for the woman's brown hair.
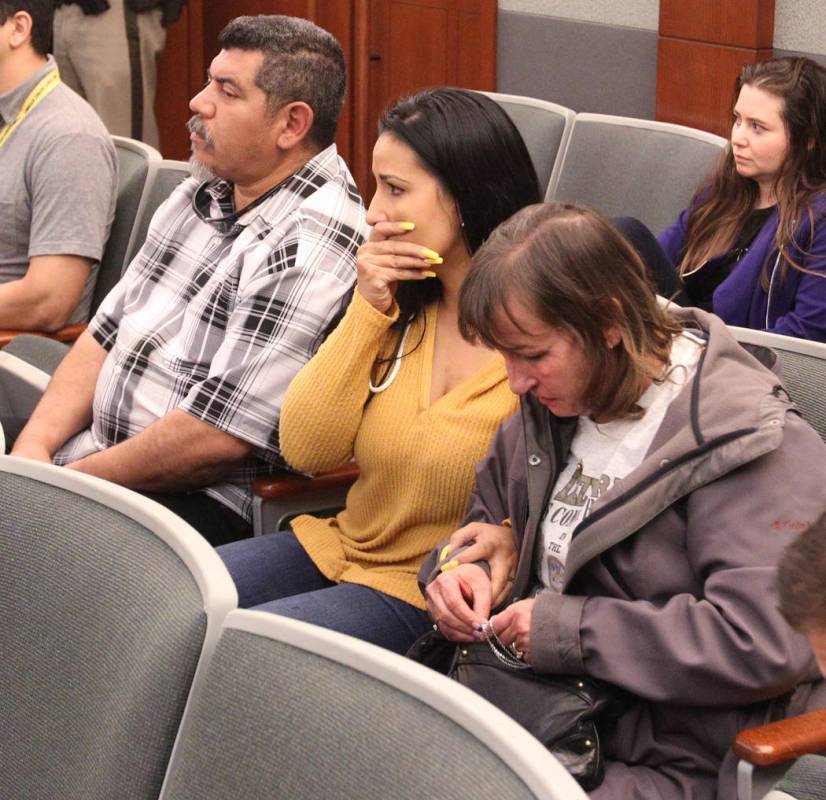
[679,57,826,287]
[459,203,682,422]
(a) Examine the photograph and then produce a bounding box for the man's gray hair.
[219,15,345,149]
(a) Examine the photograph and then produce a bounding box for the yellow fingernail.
[424,257,443,265]
[421,248,440,260]
[399,221,416,231]
[422,270,438,278]
[440,560,459,573]
[439,545,451,561]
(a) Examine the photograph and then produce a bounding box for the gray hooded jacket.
[420,309,826,799]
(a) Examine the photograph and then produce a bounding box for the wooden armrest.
[0,322,86,349]
[252,463,360,499]
[733,708,826,767]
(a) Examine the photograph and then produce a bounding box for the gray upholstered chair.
[547,113,727,234]
[480,91,575,197]
[0,456,237,800]
[736,708,826,800]
[91,136,163,309]
[722,326,826,798]
[0,161,192,443]
[0,336,69,448]
[0,136,160,348]
[762,754,826,800]
[123,158,191,278]
[160,609,587,800]
[728,326,826,444]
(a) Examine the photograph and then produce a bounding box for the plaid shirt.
[55,144,367,520]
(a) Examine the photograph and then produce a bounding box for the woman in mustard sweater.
[216,88,541,653]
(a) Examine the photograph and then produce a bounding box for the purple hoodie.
[658,194,826,341]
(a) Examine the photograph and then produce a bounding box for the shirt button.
[528,454,541,466]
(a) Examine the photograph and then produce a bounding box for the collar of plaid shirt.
[193,176,288,232]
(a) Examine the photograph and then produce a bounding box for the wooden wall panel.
[455,0,496,89]
[657,38,773,137]
[368,0,495,116]
[316,2,356,171]
[156,2,204,159]
[356,0,496,194]
[656,0,775,137]
[160,1,356,166]
[385,2,450,102]
[156,0,497,193]
[660,0,775,48]
[202,0,320,65]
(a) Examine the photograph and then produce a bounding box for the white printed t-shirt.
[538,331,705,591]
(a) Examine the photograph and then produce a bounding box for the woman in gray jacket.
[422,203,826,799]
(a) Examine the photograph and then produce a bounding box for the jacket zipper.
[765,251,782,328]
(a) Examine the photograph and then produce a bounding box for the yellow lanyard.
[0,68,60,149]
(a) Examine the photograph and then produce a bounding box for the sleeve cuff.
[530,591,586,674]
[88,314,118,351]
[348,289,400,327]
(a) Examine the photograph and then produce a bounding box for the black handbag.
[407,629,625,791]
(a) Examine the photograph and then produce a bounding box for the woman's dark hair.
[680,57,826,287]
[378,87,541,332]
[460,203,682,422]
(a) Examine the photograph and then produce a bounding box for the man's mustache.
[187,115,214,145]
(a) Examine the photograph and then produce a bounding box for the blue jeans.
[216,531,431,655]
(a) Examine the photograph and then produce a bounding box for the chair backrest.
[764,754,826,800]
[123,158,192,275]
[160,609,587,800]
[729,326,826,444]
[481,90,575,198]
[548,113,727,233]
[0,457,236,800]
[93,136,161,311]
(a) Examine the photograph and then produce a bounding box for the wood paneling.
[155,1,497,192]
[657,38,773,137]
[316,2,356,173]
[358,0,496,194]
[386,3,450,101]
[369,0,495,100]
[200,2,356,170]
[155,3,204,159]
[660,0,775,49]
[201,0,323,62]
[656,0,774,137]
[157,1,356,162]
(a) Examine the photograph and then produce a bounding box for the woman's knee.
[216,531,331,607]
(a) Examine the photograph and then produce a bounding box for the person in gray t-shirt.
[0,0,117,330]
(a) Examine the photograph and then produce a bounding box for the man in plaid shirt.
[12,15,368,543]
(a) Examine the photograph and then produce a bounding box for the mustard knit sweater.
[280,290,518,609]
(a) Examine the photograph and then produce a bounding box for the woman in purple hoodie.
[656,57,826,341]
